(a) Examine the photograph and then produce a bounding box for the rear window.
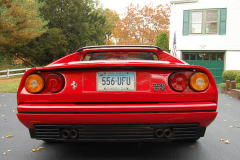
[82,52,158,61]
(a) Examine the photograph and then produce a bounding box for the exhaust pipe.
[61,130,70,139]
[163,129,172,138]
[69,130,78,139]
[155,129,164,138]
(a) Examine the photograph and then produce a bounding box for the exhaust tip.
[163,129,172,138]
[69,130,78,139]
[61,130,70,139]
[155,129,164,138]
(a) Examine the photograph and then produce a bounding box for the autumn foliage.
[0,0,48,47]
[114,3,170,45]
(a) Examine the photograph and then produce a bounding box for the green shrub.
[222,70,240,82]
[235,74,240,83]
[237,83,240,89]
[217,83,226,88]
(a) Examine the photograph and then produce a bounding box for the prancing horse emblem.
[71,81,77,90]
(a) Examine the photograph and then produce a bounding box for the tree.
[103,9,119,45]
[16,28,68,66]
[114,3,170,45]
[39,0,111,53]
[155,32,169,52]
[0,0,48,47]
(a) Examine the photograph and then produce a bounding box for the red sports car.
[17,45,218,142]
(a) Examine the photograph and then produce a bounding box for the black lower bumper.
[30,123,206,142]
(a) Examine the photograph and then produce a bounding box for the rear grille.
[35,127,60,139]
[34,124,201,141]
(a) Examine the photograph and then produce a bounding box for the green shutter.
[183,10,189,35]
[219,8,227,35]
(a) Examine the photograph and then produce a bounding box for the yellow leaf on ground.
[6,135,13,138]
[225,140,230,144]
[3,152,6,155]
[227,104,230,105]
[31,147,44,152]
[7,150,11,152]
[13,110,15,112]
[223,120,227,122]
[229,125,234,128]
[230,97,232,98]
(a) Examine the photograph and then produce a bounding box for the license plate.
[97,72,136,91]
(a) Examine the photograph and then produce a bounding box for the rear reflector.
[45,73,64,93]
[190,72,209,91]
[25,74,45,93]
[169,72,188,92]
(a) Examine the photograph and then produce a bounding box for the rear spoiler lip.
[76,45,164,52]
[36,63,196,71]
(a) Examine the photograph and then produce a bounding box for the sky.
[99,0,170,18]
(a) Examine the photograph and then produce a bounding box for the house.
[169,0,240,84]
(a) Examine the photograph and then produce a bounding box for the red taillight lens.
[169,72,189,92]
[45,73,64,93]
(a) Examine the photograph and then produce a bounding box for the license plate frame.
[97,72,136,91]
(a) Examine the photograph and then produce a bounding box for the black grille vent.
[34,124,200,141]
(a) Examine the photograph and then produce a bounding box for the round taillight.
[25,74,45,93]
[190,72,209,91]
[169,72,189,92]
[45,73,64,93]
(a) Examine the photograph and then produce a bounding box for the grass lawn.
[0,76,22,93]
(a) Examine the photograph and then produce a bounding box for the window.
[82,52,158,61]
[183,8,227,35]
[191,11,203,34]
[206,10,218,33]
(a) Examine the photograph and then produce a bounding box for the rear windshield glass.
[82,52,158,61]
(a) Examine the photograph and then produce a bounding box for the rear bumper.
[17,102,218,129]
[30,124,206,142]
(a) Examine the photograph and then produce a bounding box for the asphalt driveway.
[0,92,240,160]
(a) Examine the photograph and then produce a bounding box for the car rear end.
[17,46,218,142]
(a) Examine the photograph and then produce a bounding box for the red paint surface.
[17,46,218,131]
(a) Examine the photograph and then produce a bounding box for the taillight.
[169,72,188,92]
[190,72,209,91]
[45,73,64,93]
[25,74,45,93]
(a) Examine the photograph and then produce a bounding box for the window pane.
[82,52,158,61]
[210,54,216,60]
[217,54,223,61]
[204,54,209,60]
[192,12,202,23]
[197,54,203,60]
[191,12,202,33]
[206,10,218,33]
[190,54,195,60]
[184,54,189,60]
[191,24,202,33]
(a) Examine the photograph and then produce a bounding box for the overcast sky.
[99,0,170,17]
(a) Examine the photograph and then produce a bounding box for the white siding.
[169,0,240,51]
[225,51,240,70]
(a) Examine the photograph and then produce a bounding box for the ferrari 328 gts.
[17,45,218,142]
